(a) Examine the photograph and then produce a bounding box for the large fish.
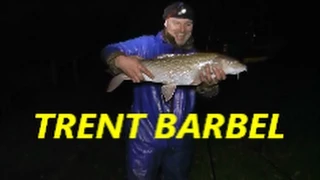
[106,52,247,101]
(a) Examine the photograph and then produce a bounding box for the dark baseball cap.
[163,2,195,21]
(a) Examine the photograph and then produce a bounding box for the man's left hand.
[199,64,226,85]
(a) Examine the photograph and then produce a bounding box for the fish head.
[221,59,247,75]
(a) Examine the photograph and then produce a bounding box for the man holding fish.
[101,2,246,179]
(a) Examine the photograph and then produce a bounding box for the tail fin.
[106,74,128,92]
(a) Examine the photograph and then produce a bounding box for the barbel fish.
[106,52,247,101]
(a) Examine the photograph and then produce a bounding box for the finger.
[134,70,144,82]
[200,68,207,83]
[132,78,137,83]
[214,67,221,80]
[134,75,140,83]
[211,67,219,80]
[130,75,137,83]
[217,68,226,80]
[131,73,139,83]
[205,65,212,82]
[129,70,139,83]
[221,69,227,80]
[209,64,214,74]
[199,72,205,82]
[140,65,154,79]
[199,69,206,82]
[124,71,135,82]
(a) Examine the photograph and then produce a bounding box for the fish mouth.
[236,67,247,80]
[242,67,248,72]
[228,67,247,75]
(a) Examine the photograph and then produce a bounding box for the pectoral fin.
[106,73,129,92]
[161,84,177,102]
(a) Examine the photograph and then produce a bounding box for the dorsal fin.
[156,54,178,59]
[156,52,196,59]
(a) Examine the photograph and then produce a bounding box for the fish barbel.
[106,52,247,101]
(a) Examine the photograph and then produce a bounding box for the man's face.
[165,17,193,46]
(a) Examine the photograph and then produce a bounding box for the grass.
[189,137,319,180]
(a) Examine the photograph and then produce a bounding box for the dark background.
[2,0,294,102]
[1,0,319,180]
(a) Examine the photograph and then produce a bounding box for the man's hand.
[199,64,226,85]
[115,55,154,83]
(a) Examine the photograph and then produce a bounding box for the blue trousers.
[125,138,194,180]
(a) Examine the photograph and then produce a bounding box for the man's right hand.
[114,55,154,83]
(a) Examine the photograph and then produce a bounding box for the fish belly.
[142,69,198,86]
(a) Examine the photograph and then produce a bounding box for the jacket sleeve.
[101,36,152,76]
[196,82,219,98]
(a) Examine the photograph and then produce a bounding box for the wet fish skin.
[106,52,247,101]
